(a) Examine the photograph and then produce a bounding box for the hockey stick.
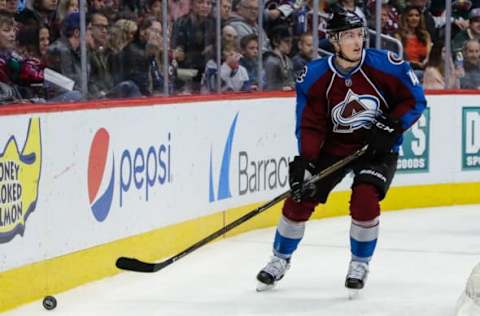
[116,145,368,273]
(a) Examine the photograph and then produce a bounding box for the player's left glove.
[366,114,401,160]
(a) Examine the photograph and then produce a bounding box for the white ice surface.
[4,205,480,316]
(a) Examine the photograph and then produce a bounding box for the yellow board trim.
[1,182,479,312]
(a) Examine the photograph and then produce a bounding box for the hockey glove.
[289,156,317,203]
[366,114,401,160]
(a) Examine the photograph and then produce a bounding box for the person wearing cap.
[45,11,82,89]
[452,8,480,54]
[255,8,426,296]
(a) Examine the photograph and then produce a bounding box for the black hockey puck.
[42,296,57,310]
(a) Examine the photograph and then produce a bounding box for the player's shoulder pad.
[364,48,420,86]
[364,48,405,70]
[295,57,330,93]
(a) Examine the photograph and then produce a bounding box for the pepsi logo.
[87,128,115,222]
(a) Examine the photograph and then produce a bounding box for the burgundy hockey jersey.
[295,48,427,159]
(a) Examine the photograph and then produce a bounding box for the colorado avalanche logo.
[331,89,380,133]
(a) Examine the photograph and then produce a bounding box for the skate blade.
[256,281,275,292]
[348,289,360,300]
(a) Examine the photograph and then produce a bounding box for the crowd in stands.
[1,0,480,104]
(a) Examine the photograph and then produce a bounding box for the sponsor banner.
[0,119,41,243]
[397,108,430,173]
[462,107,480,170]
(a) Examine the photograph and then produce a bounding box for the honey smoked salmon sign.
[0,118,42,243]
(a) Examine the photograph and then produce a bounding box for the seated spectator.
[168,0,190,21]
[5,0,17,14]
[292,32,314,78]
[423,42,463,89]
[56,0,78,25]
[221,0,232,25]
[87,12,141,99]
[16,25,44,59]
[333,0,367,25]
[396,5,431,71]
[222,25,238,48]
[227,0,270,52]
[452,8,480,54]
[17,0,60,42]
[460,39,480,89]
[38,26,50,58]
[367,2,399,37]
[239,33,258,88]
[0,14,43,102]
[108,19,137,54]
[46,12,82,89]
[172,0,215,92]
[263,25,294,91]
[118,17,173,95]
[201,43,249,92]
[220,44,249,91]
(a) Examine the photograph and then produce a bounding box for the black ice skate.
[256,256,290,292]
[345,261,369,299]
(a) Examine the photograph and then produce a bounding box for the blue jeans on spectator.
[106,81,142,99]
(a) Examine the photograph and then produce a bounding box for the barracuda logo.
[209,113,290,203]
[209,114,238,202]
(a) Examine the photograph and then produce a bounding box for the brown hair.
[398,5,430,46]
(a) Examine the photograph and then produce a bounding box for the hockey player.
[256,9,427,294]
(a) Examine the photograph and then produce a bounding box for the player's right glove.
[289,156,317,203]
[366,114,401,160]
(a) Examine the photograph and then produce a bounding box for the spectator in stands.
[201,43,249,92]
[5,0,17,14]
[264,25,294,91]
[17,0,59,41]
[119,17,169,95]
[222,25,238,48]
[239,33,258,88]
[396,5,431,71]
[172,0,215,92]
[452,8,480,54]
[0,14,44,103]
[292,32,314,78]
[87,12,141,99]
[56,0,78,25]
[228,0,270,51]
[38,26,50,58]
[107,19,137,54]
[263,0,296,39]
[423,41,462,89]
[367,2,399,37]
[45,12,82,89]
[334,0,367,25]
[220,43,249,91]
[169,0,190,21]
[460,39,480,89]
[240,34,259,86]
[0,0,6,11]
[367,3,400,53]
[221,0,232,25]
[406,0,442,43]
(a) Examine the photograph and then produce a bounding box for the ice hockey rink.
[4,204,480,316]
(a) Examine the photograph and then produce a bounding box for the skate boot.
[256,255,290,292]
[345,261,369,299]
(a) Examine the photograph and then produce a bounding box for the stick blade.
[116,257,157,272]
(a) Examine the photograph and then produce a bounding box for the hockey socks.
[349,217,379,263]
[273,215,306,259]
